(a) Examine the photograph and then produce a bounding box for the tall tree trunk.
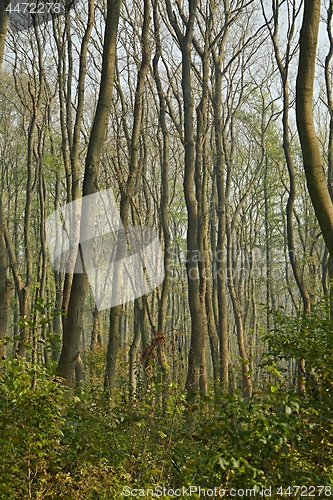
[267,0,311,392]
[186,10,214,399]
[48,112,63,361]
[208,178,220,390]
[104,0,151,407]
[91,306,102,350]
[296,0,333,259]
[212,54,229,392]
[211,0,231,392]
[324,1,333,316]
[0,3,13,359]
[166,0,204,403]
[0,1,10,67]
[58,0,122,384]
[180,7,203,402]
[153,0,172,398]
[0,203,12,359]
[5,20,45,358]
[129,299,142,399]
[226,221,252,399]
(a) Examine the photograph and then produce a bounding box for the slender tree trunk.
[181,11,203,402]
[58,0,122,384]
[0,202,12,359]
[91,306,102,350]
[37,135,50,365]
[192,18,212,399]
[211,7,230,391]
[5,21,45,357]
[324,1,333,316]
[129,299,142,399]
[152,0,172,400]
[104,0,150,406]
[226,221,252,398]
[0,8,13,358]
[0,1,10,67]
[267,0,311,392]
[48,117,63,361]
[166,0,204,403]
[296,0,333,259]
[213,64,229,392]
[208,179,220,388]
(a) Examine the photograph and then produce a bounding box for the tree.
[57,0,122,384]
[263,0,310,392]
[104,0,151,406]
[165,0,207,402]
[0,0,10,66]
[0,0,12,359]
[296,0,333,259]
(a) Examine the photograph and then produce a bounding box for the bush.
[173,392,333,491]
[2,335,333,499]
[0,358,66,499]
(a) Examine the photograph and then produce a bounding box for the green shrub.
[0,358,66,499]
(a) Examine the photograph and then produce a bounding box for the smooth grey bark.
[296,0,333,259]
[0,5,13,358]
[264,0,310,393]
[0,1,10,66]
[91,306,102,350]
[324,1,333,316]
[129,299,142,399]
[5,21,45,358]
[166,0,205,403]
[212,45,229,392]
[0,203,12,359]
[153,0,172,397]
[58,0,122,385]
[104,0,151,407]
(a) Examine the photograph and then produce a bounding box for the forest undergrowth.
[1,303,333,499]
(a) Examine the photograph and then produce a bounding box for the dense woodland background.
[1,0,333,498]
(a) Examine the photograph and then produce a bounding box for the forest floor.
[1,355,333,499]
